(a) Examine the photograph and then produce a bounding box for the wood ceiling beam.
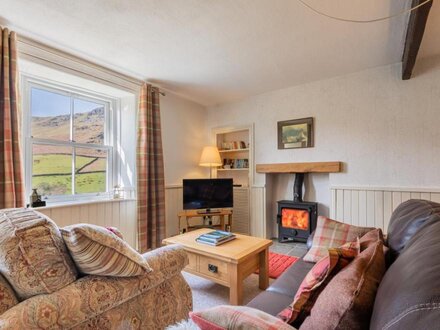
[402,0,433,80]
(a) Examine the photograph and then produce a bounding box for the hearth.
[276,173,318,243]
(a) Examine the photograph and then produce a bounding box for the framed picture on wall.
[277,117,314,149]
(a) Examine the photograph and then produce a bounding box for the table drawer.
[186,252,198,271]
[198,255,229,282]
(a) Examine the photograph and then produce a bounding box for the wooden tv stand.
[177,209,233,232]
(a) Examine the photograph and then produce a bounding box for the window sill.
[30,198,136,210]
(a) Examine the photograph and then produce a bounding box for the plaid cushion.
[301,231,386,329]
[191,305,294,330]
[277,239,360,325]
[303,216,373,263]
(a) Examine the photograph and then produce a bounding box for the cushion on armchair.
[0,273,18,314]
[0,208,78,300]
[303,216,373,263]
[61,223,152,277]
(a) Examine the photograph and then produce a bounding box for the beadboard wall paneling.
[250,186,266,238]
[330,187,440,233]
[232,188,250,235]
[165,186,184,237]
[37,199,137,248]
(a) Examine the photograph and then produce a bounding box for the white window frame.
[21,75,120,204]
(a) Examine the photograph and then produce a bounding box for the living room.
[0,1,439,329]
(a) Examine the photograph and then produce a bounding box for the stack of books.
[196,230,236,246]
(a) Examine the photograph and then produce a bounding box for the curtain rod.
[17,35,165,96]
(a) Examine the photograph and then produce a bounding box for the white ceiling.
[0,0,438,106]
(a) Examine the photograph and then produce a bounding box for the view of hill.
[31,107,107,196]
[31,107,105,144]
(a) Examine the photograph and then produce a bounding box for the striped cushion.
[61,224,152,277]
[303,216,373,263]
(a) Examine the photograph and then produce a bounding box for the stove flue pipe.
[293,173,305,202]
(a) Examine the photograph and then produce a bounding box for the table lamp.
[199,146,222,178]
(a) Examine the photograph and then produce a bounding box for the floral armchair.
[0,208,192,329]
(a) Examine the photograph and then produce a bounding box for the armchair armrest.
[0,244,189,329]
[142,243,188,277]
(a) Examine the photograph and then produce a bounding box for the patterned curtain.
[0,28,24,209]
[137,83,166,252]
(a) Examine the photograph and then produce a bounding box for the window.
[23,79,116,203]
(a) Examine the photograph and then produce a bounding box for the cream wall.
[161,93,209,237]
[161,92,208,186]
[207,56,440,235]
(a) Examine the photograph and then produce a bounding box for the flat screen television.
[183,178,233,210]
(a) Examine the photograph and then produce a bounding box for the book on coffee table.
[196,230,236,246]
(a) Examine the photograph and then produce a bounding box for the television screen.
[183,179,233,210]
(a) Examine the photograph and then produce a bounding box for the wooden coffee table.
[162,228,272,305]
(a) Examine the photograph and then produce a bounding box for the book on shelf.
[196,230,236,246]
[220,141,248,151]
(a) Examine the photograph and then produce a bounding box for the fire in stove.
[277,200,317,243]
[281,208,309,230]
[276,173,318,243]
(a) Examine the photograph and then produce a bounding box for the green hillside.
[31,107,107,196]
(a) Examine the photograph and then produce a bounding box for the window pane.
[75,148,107,194]
[74,99,105,145]
[32,144,72,196]
[31,88,71,141]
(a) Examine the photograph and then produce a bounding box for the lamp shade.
[199,146,222,167]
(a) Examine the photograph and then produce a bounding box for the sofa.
[0,208,192,329]
[247,199,440,329]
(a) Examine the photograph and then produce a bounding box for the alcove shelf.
[256,161,342,174]
[218,148,249,153]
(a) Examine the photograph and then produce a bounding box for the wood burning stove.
[276,173,318,243]
[277,200,317,243]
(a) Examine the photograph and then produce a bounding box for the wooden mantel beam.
[402,0,433,80]
[256,161,342,174]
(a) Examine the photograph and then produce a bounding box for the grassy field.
[32,154,106,195]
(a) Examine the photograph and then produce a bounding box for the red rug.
[255,252,299,279]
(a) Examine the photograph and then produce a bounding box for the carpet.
[183,272,274,311]
[255,252,298,279]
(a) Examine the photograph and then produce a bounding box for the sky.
[31,88,104,117]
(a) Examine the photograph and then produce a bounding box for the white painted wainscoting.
[330,187,440,233]
[250,186,266,238]
[37,199,137,248]
[165,185,183,237]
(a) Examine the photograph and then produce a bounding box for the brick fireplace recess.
[277,173,318,243]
